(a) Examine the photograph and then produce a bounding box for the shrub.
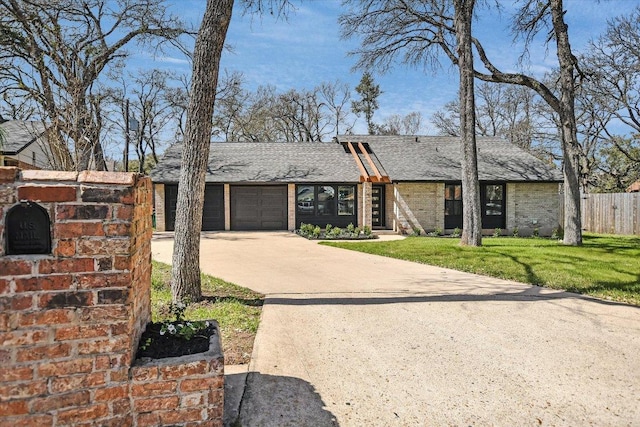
[452,227,461,238]
[330,226,343,237]
[363,225,372,236]
[298,223,316,238]
[312,225,321,238]
[493,228,502,238]
[427,228,442,237]
[551,227,564,240]
[346,223,355,233]
[512,227,519,237]
[412,226,422,236]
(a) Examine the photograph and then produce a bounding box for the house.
[0,118,51,169]
[150,136,563,236]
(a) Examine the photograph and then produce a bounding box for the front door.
[372,185,385,228]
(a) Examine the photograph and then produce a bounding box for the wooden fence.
[580,192,640,235]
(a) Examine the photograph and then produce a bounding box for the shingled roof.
[151,136,563,184]
[151,142,362,183]
[0,120,46,154]
[339,135,563,182]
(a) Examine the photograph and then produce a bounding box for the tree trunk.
[455,0,482,246]
[171,0,234,303]
[550,0,583,246]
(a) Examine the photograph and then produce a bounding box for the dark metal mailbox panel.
[6,202,52,255]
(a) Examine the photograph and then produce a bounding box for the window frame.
[295,184,358,228]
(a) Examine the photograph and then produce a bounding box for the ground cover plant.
[149,260,264,364]
[297,222,376,240]
[323,234,640,306]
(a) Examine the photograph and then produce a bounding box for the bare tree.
[171,0,293,303]
[433,82,558,157]
[212,79,352,142]
[108,69,178,172]
[0,0,185,170]
[454,0,481,246]
[376,112,424,135]
[580,6,640,191]
[342,0,483,246]
[341,0,585,245]
[171,0,234,303]
[320,80,354,136]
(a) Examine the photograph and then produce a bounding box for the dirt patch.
[220,330,256,365]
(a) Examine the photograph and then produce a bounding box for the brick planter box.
[130,322,224,427]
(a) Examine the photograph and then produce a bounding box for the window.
[338,186,355,215]
[484,184,503,216]
[297,185,315,215]
[444,183,506,229]
[317,186,335,216]
[445,184,462,216]
[295,184,357,228]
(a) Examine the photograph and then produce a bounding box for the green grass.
[151,260,264,364]
[322,233,640,306]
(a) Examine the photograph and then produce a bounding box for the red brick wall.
[0,167,224,426]
[130,351,224,426]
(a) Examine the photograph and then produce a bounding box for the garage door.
[231,186,288,230]
[165,184,224,231]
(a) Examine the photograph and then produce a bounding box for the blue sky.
[139,0,636,135]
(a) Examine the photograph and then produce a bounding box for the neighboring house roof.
[627,181,640,193]
[339,135,564,182]
[0,120,46,154]
[151,142,362,183]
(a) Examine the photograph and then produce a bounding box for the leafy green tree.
[591,137,640,193]
[351,72,382,135]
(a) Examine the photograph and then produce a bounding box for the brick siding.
[506,182,561,236]
[0,167,224,426]
[154,184,166,232]
[392,183,444,234]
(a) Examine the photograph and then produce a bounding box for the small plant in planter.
[137,301,218,360]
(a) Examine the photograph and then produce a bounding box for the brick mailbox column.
[0,168,152,425]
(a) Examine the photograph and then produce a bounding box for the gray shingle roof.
[339,135,563,182]
[151,142,362,183]
[151,136,563,184]
[0,120,46,154]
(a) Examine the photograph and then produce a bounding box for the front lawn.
[151,261,264,364]
[323,234,640,306]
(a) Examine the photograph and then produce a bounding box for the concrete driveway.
[152,231,640,426]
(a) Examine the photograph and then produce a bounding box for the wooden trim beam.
[346,141,370,181]
[357,142,391,183]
